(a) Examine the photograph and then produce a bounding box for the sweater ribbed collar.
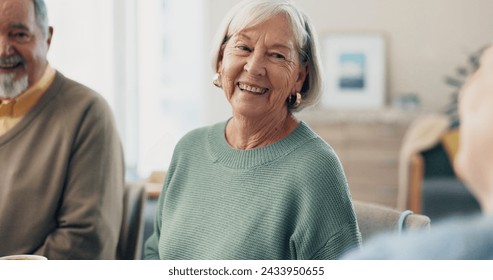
[207,119,317,169]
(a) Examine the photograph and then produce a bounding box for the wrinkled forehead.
[458,46,492,102]
[227,10,304,51]
[462,44,493,105]
[480,45,493,68]
[0,0,36,26]
[234,15,296,46]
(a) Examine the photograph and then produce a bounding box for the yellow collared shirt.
[0,65,56,136]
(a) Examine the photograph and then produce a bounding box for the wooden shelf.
[300,109,415,208]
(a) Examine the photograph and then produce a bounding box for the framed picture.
[321,33,386,109]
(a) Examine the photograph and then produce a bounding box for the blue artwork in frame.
[322,33,386,109]
[339,53,366,90]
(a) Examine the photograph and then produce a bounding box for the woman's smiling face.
[217,14,307,120]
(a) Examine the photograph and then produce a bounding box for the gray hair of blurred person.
[210,0,323,112]
[32,0,50,37]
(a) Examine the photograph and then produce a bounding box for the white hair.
[32,0,50,37]
[210,0,323,111]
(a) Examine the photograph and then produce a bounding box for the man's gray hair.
[210,0,323,112]
[32,0,49,37]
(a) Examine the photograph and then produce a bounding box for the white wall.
[46,0,115,108]
[203,0,493,124]
[46,0,207,177]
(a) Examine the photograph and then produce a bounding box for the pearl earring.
[212,73,222,88]
[287,92,302,108]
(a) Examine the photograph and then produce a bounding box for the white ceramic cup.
[0,254,48,260]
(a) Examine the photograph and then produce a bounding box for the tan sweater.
[0,72,124,259]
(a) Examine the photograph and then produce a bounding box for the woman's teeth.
[238,82,268,94]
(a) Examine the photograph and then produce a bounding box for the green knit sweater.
[144,120,362,260]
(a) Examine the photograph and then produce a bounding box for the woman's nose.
[243,51,266,76]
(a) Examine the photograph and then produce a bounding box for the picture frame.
[321,33,386,109]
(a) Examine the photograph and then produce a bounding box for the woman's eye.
[237,45,251,52]
[272,53,286,60]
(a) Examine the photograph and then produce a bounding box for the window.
[45,0,206,179]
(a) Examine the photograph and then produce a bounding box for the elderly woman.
[144,0,361,260]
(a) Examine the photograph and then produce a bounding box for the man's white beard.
[0,73,29,99]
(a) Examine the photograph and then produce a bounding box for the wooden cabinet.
[300,110,415,208]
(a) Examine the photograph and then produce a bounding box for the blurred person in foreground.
[144,0,361,260]
[0,0,124,259]
[343,44,493,260]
